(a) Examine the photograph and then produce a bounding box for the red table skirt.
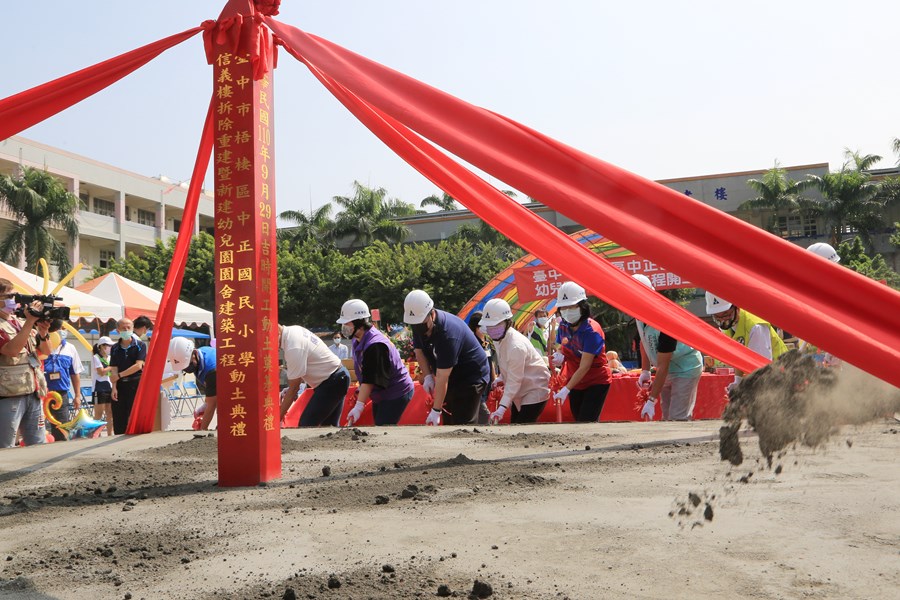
[281,372,731,427]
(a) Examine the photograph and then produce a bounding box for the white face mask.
[560,308,582,325]
[536,317,549,328]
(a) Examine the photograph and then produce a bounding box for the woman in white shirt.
[480,299,551,424]
[91,336,114,435]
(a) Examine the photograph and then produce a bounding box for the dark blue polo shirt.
[413,309,489,387]
[109,337,147,381]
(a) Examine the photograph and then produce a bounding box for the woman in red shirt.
[551,282,612,422]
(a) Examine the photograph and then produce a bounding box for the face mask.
[536,317,549,328]
[486,323,507,340]
[184,359,198,375]
[3,298,16,313]
[411,323,428,338]
[341,323,355,338]
[59,330,68,340]
[560,308,582,325]
[119,329,133,339]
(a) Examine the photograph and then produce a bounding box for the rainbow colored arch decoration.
[458,230,634,327]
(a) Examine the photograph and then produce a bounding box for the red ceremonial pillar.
[211,42,281,486]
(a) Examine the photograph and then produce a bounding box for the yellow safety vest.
[725,310,787,361]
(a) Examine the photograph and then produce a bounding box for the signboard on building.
[513,257,690,302]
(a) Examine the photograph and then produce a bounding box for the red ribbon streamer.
[126,98,215,434]
[0,27,202,141]
[264,16,900,389]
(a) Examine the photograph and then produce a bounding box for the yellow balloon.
[47,331,62,352]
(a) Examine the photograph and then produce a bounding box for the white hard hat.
[336,299,370,324]
[705,291,733,315]
[807,242,840,263]
[98,336,114,346]
[556,281,587,308]
[480,298,514,327]
[167,337,195,372]
[632,273,654,290]
[403,290,434,324]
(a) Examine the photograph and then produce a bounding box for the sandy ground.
[1,419,898,600]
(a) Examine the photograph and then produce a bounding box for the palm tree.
[278,203,335,250]
[805,151,885,247]
[420,192,459,212]
[892,137,900,166]
[738,162,817,233]
[0,167,79,275]
[332,181,414,246]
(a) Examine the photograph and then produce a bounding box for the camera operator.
[0,279,52,448]
[43,324,84,441]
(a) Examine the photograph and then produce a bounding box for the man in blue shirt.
[43,327,84,441]
[404,290,490,425]
[167,337,218,430]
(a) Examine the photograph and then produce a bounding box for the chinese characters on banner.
[212,49,281,485]
[514,257,691,302]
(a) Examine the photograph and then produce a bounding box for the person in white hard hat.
[632,274,703,421]
[806,242,841,263]
[336,299,415,426]
[705,291,787,393]
[404,290,490,426]
[92,336,115,434]
[550,281,612,422]
[278,324,350,427]
[167,337,218,430]
[480,298,551,424]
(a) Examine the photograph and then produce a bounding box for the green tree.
[805,151,885,247]
[278,204,335,250]
[836,236,900,289]
[419,192,459,212]
[893,137,900,165]
[738,162,816,232]
[0,167,79,276]
[332,181,414,246]
[891,222,900,249]
[93,232,216,310]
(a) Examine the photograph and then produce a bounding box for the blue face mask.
[3,298,16,313]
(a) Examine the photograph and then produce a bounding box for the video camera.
[13,293,71,321]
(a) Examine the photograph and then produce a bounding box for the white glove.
[640,398,656,420]
[551,351,564,368]
[491,374,504,390]
[489,404,507,425]
[553,386,570,404]
[425,408,442,426]
[345,401,365,427]
[423,374,436,395]
[637,370,652,389]
[726,375,742,394]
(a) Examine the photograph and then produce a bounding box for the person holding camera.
[43,327,84,441]
[109,317,146,435]
[0,279,53,448]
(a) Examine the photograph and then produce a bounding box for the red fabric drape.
[265,17,900,389]
[0,27,203,141]
[278,41,766,374]
[126,99,216,434]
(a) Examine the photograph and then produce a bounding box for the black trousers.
[511,400,547,424]
[443,381,487,425]
[568,383,611,423]
[112,378,141,434]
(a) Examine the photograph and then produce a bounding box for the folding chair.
[80,386,94,411]
[163,384,188,418]
[179,380,205,415]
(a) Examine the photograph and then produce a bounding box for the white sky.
[3,1,898,221]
